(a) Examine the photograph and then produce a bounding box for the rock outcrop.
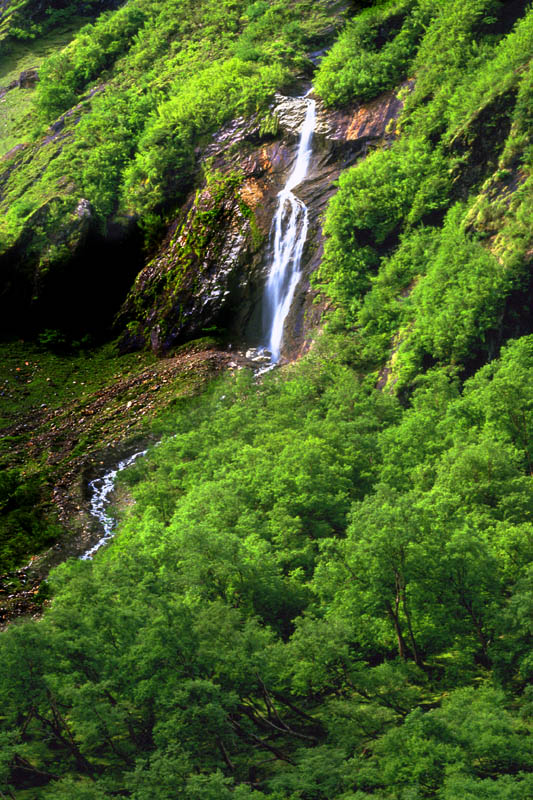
[117,173,258,354]
[117,83,411,358]
[0,66,39,99]
[0,60,409,355]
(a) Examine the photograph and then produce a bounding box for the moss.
[0,16,89,158]
[121,169,253,345]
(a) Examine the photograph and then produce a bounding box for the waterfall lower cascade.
[81,450,146,560]
[261,93,316,362]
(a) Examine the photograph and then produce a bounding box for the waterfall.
[261,94,316,362]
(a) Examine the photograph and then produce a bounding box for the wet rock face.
[314,81,412,142]
[272,93,310,137]
[118,83,411,357]
[118,117,301,354]
[117,173,263,354]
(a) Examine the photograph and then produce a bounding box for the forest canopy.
[1,0,533,798]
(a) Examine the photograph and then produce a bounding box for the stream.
[81,450,146,560]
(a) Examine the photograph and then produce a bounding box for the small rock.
[18,68,39,89]
[75,198,92,220]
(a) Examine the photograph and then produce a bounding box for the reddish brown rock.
[316,80,414,143]
[117,84,412,359]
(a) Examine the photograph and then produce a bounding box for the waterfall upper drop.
[261,94,316,362]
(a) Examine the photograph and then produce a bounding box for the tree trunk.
[387,593,408,661]
[401,587,422,667]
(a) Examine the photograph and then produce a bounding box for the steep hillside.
[0,0,346,338]
[1,1,533,799]
[0,0,348,577]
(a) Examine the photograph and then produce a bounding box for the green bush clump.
[3,0,119,41]
[407,0,502,107]
[317,0,533,389]
[398,203,507,369]
[36,4,149,120]
[122,57,287,213]
[318,135,449,319]
[314,0,432,106]
[355,226,438,363]
[444,8,533,143]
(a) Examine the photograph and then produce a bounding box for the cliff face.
[0,0,349,345]
[117,83,410,358]
[0,26,408,355]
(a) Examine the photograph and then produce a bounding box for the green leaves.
[362,687,533,799]
[3,329,533,797]
[36,5,149,121]
[122,56,288,214]
[315,0,427,107]
[318,136,444,323]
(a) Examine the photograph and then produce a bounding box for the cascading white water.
[80,449,146,560]
[261,94,316,362]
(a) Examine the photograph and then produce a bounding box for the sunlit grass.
[0,16,87,157]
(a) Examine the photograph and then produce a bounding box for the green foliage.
[315,0,431,106]
[444,8,533,144]
[0,467,60,570]
[317,0,533,394]
[407,0,503,112]
[0,14,90,158]
[359,687,533,798]
[36,4,149,120]
[0,0,339,250]
[1,0,533,797]
[122,56,288,214]
[2,1,120,42]
[396,203,508,370]
[318,136,449,320]
[2,332,533,795]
